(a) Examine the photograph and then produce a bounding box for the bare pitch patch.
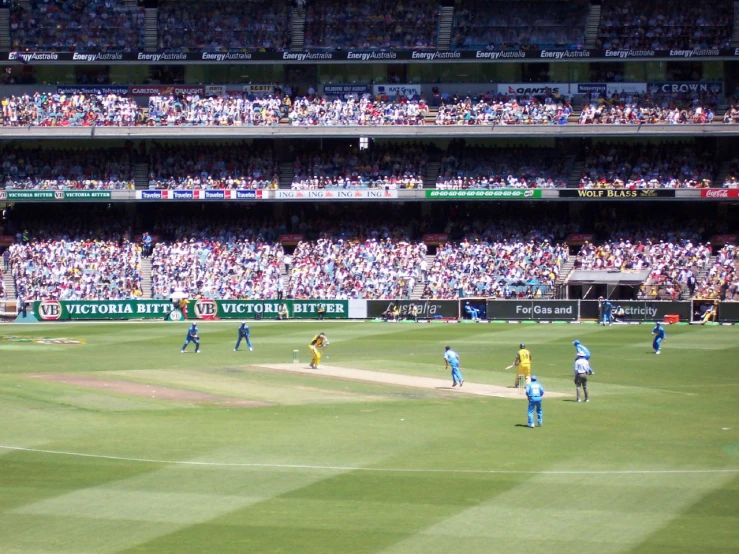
[26,373,272,408]
[258,364,566,399]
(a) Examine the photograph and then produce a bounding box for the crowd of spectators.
[578,143,715,189]
[288,96,429,126]
[147,143,277,189]
[579,93,716,125]
[1,92,140,127]
[723,158,739,188]
[151,229,284,300]
[304,0,438,50]
[146,94,284,127]
[696,245,738,300]
[287,236,426,299]
[422,220,567,299]
[435,93,571,125]
[1,146,135,190]
[436,143,569,189]
[723,105,739,124]
[575,236,711,272]
[10,0,145,52]
[451,0,586,50]
[597,0,732,50]
[158,0,290,52]
[9,238,143,300]
[291,144,427,189]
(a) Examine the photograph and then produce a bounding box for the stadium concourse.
[2,204,737,304]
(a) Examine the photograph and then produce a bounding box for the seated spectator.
[423,222,567,299]
[695,245,739,300]
[1,92,140,127]
[723,104,739,124]
[597,0,732,50]
[578,142,715,189]
[145,93,284,127]
[291,144,427,189]
[304,0,438,49]
[436,142,568,189]
[287,236,426,299]
[436,92,571,125]
[288,95,428,126]
[1,146,135,190]
[723,158,739,188]
[10,0,145,52]
[147,143,277,190]
[452,0,586,50]
[158,0,290,52]
[9,237,142,300]
[579,91,716,125]
[151,227,283,299]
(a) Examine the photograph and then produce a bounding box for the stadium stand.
[290,144,427,189]
[578,143,715,189]
[579,93,717,125]
[0,93,140,127]
[1,146,136,190]
[145,94,284,127]
[158,0,291,51]
[597,0,733,50]
[147,143,277,190]
[9,238,143,300]
[451,0,587,50]
[696,245,738,300]
[303,0,438,50]
[287,236,427,299]
[288,96,428,126]
[436,143,569,189]
[435,92,571,125]
[10,0,145,52]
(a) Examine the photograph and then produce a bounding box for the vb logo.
[194,299,217,319]
[38,300,62,320]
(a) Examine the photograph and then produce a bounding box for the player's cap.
[573,339,580,345]
[519,343,525,349]
[531,375,537,381]
[241,321,246,325]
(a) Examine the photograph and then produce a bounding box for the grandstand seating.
[451,0,586,50]
[10,0,145,52]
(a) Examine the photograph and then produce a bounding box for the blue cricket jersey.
[444,350,460,368]
[653,325,666,339]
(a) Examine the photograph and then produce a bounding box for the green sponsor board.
[0,190,112,201]
[186,299,348,319]
[425,189,542,199]
[34,299,175,320]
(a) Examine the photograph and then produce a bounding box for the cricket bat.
[504,364,515,370]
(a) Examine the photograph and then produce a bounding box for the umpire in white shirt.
[574,354,594,403]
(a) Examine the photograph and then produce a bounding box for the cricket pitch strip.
[258,364,566,399]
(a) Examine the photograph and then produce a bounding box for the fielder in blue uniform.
[601,299,613,326]
[443,346,464,387]
[652,322,666,354]
[572,339,591,360]
[525,375,545,427]
[234,322,253,352]
[181,323,200,353]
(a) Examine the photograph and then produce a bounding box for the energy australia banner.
[579,300,690,321]
[34,299,176,320]
[187,299,348,319]
[486,300,579,320]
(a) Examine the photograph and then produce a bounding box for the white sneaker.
[585,399,590,403]
[528,424,534,428]
[656,351,661,355]
[249,347,253,352]
[180,350,184,354]
[576,398,581,402]
[234,349,237,351]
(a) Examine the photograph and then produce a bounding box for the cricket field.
[0,321,737,553]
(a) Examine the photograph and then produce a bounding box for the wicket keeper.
[181,323,200,353]
[309,332,329,369]
[513,343,532,387]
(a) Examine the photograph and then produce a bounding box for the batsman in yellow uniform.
[309,332,329,369]
[513,343,532,387]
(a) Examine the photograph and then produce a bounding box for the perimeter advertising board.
[718,302,739,322]
[186,299,348,320]
[579,300,690,321]
[366,300,459,319]
[34,300,176,320]
[486,300,579,320]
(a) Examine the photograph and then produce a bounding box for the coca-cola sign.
[701,189,739,198]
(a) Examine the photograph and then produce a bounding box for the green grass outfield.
[0,321,738,554]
